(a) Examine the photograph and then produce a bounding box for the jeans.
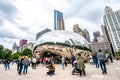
[5,63,10,70]
[43,62,46,67]
[94,59,99,68]
[23,65,28,74]
[19,65,23,74]
[99,60,107,74]
[62,62,65,69]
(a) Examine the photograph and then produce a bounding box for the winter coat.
[76,56,85,70]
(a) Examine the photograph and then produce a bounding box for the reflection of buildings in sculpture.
[36,28,52,40]
[36,30,89,48]
[33,30,91,60]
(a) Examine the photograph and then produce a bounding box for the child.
[46,63,55,76]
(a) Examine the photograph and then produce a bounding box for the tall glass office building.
[103,6,120,53]
[54,10,65,30]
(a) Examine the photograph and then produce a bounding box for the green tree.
[2,50,6,59]
[0,45,4,59]
[4,49,12,59]
[116,51,120,57]
[22,48,33,57]
[12,52,21,60]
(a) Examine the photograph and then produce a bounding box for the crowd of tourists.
[0,49,114,77]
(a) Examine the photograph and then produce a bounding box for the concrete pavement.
[0,60,120,80]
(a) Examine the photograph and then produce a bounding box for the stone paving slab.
[0,60,120,80]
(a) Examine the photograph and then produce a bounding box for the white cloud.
[0,0,120,49]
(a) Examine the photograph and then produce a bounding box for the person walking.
[65,56,67,67]
[71,54,75,67]
[43,57,46,67]
[17,56,21,71]
[97,49,107,74]
[109,54,113,63]
[18,56,25,75]
[5,59,11,70]
[61,56,65,69]
[22,56,30,74]
[76,53,86,76]
[93,54,99,68]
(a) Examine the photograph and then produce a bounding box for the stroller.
[72,60,80,75]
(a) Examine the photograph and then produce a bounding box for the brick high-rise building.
[19,39,27,52]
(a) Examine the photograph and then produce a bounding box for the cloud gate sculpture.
[33,30,91,61]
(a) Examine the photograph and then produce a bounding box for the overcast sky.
[0,0,120,49]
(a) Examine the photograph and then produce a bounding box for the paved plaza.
[0,60,120,80]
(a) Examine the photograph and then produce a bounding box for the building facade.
[93,31,100,42]
[73,24,86,38]
[101,25,108,41]
[19,39,27,52]
[103,6,120,53]
[22,42,34,51]
[12,43,19,54]
[97,36,104,42]
[54,10,65,30]
[90,41,112,53]
[83,29,90,42]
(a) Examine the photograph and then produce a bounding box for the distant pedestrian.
[93,54,99,68]
[43,57,46,67]
[32,57,37,69]
[5,59,11,70]
[61,56,65,69]
[71,54,75,67]
[97,49,107,74]
[65,56,67,67]
[109,54,113,63]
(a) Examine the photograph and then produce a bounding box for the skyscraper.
[12,43,18,54]
[103,6,120,53]
[73,24,86,38]
[19,39,27,47]
[19,39,27,52]
[93,31,100,42]
[83,29,90,42]
[101,25,108,41]
[54,10,65,30]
